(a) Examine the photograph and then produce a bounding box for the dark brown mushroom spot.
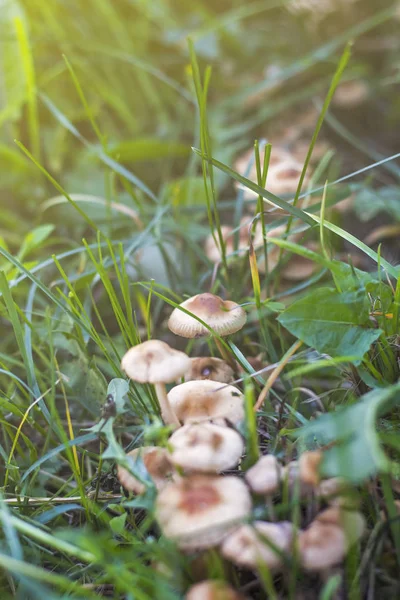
[144,450,173,479]
[178,395,216,420]
[179,482,221,514]
[210,432,224,451]
[188,293,223,316]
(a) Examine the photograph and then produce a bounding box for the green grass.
[1,0,400,598]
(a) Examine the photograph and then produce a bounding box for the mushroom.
[155,474,252,550]
[186,580,246,600]
[184,357,234,384]
[168,422,244,473]
[204,218,266,265]
[167,380,245,425]
[245,454,282,495]
[298,451,323,487]
[121,340,191,426]
[221,521,295,571]
[299,506,365,571]
[281,461,314,496]
[168,293,246,339]
[333,80,369,108]
[117,446,174,494]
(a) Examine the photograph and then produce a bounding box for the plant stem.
[154,382,180,427]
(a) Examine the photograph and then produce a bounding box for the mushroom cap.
[298,450,323,487]
[168,422,244,473]
[184,357,235,384]
[245,454,282,495]
[168,293,246,338]
[117,447,174,494]
[121,339,191,384]
[167,380,245,425]
[333,80,368,108]
[299,506,365,571]
[186,581,246,600]
[205,219,266,265]
[221,521,295,571]
[155,474,252,550]
[204,226,233,263]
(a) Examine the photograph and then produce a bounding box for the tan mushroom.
[186,580,246,600]
[221,521,295,571]
[298,451,323,487]
[168,422,244,473]
[245,454,282,495]
[121,340,191,426]
[299,506,365,571]
[204,218,264,265]
[281,460,314,496]
[155,474,252,550]
[117,447,174,494]
[167,380,245,425]
[168,293,246,339]
[333,80,369,108]
[184,357,234,384]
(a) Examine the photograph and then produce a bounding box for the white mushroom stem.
[154,382,180,427]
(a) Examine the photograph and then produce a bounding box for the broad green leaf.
[295,382,400,482]
[109,137,189,162]
[107,378,129,416]
[278,287,382,364]
[18,224,55,261]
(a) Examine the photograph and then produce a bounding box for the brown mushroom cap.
[221,521,295,571]
[245,454,282,495]
[121,339,191,384]
[298,450,323,487]
[186,580,246,600]
[168,293,246,338]
[168,422,244,473]
[155,474,252,550]
[117,447,174,494]
[184,357,235,384]
[167,380,245,425]
[299,506,365,571]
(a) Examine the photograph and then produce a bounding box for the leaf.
[353,185,400,222]
[108,137,189,162]
[295,382,400,482]
[278,286,382,364]
[18,224,55,261]
[109,513,127,535]
[107,378,129,416]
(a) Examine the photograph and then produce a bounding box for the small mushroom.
[245,454,282,495]
[333,80,369,108]
[186,580,246,600]
[168,293,246,339]
[168,422,244,473]
[299,506,365,571]
[184,357,235,384]
[121,340,191,426]
[298,451,323,487]
[155,474,252,550]
[167,380,245,425]
[221,521,295,571]
[117,447,174,494]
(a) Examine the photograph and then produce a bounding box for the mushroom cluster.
[204,105,355,280]
[117,295,365,596]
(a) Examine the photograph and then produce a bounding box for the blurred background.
[1,0,399,254]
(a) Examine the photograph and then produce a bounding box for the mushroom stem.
[215,338,237,372]
[154,382,180,427]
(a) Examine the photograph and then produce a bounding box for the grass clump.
[1,1,400,598]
